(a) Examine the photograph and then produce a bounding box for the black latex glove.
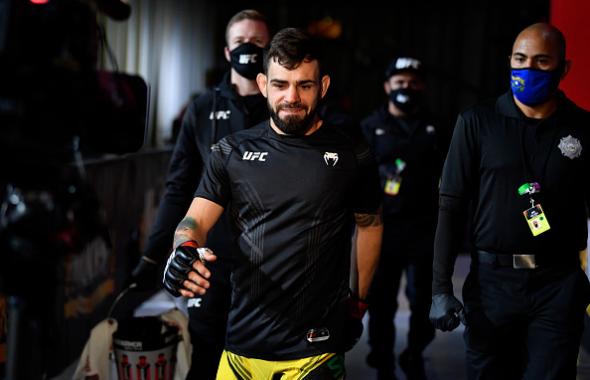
[130,256,161,291]
[342,294,369,351]
[162,243,200,297]
[429,293,467,331]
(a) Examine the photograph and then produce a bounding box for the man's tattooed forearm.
[354,212,383,227]
[173,217,198,247]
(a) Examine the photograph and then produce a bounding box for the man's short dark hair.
[225,9,268,44]
[263,27,322,75]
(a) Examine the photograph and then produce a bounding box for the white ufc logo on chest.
[242,151,268,161]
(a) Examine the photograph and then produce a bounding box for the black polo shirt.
[195,121,381,360]
[441,91,590,256]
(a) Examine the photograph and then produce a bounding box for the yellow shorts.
[215,350,345,380]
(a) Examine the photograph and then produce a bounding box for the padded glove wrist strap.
[179,240,199,249]
[346,294,369,319]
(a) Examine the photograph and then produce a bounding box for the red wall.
[551,0,590,111]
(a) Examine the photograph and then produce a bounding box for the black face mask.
[389,88,421,114]
[229,43,264,80]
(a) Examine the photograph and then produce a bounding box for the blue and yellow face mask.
[510,67,561,106]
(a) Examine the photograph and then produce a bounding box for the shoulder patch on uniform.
[558,135,582,159]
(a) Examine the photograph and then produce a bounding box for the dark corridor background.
[209,1,550,130]
[8,0,590,378]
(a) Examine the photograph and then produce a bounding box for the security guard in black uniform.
[130,10,270,380]
[361,57,446,380]
[430,23,590,380]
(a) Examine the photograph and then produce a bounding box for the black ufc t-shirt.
[195,120,381,360]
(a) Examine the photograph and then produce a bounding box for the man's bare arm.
[354,212,383,228]
[173,197,224,247]
[173,217,199,248]
[353,209,383,299]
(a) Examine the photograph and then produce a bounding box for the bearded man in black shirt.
[162,28,383,379]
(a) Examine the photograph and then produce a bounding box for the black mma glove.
[343,293,369,351]
[130,256,160,290]
[162,240,203,297]
[429,293,466,331]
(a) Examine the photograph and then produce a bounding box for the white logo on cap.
[395,57,421,70]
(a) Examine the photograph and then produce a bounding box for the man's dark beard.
[269,102,317,136]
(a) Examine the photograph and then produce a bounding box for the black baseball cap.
[385,56,423,79]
